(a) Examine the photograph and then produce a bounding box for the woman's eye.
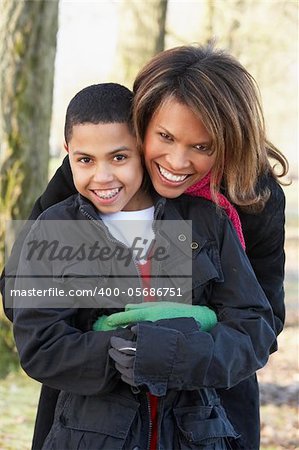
[113,154,126,161]
[194,144,210,153]
[160,132,172,141]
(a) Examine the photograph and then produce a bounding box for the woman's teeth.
[94,188,120,199]
[158,165,188,182]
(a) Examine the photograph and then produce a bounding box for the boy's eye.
[79,157,92,163]
[113,154,126,161]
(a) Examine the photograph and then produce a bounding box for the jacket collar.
[76,192,167,221]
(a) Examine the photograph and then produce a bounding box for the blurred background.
[0,1,298,449]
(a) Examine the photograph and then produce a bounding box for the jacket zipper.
[133,258,144,297]
[79,200,166,300]
[146,393,153,450]
[82,204,165,450]
[156,396,164,450]
[79,207,144,297]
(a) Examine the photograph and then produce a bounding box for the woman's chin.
[152,180,186,198]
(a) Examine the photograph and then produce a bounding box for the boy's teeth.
[94,188,120,199]
[159,165,188,182]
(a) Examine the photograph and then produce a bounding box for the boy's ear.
[64,142,69,153]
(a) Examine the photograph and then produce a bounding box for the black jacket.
[1,156,285,449]
[12,191,276,450]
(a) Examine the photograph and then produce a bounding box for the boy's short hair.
[64,83,134,144]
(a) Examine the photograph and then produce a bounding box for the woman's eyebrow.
[157,126,211,145]
[157,125,174,137]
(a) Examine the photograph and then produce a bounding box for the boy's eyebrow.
[72,146,133,157]
[109,146,134,154]
[72,150,93,157]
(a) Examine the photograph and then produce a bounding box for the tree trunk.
[0,0,59,220]
[205,0,215,44]
[114,0,168,86]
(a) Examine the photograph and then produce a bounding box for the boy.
[12,83,275,450]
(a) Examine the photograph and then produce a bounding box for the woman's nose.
[165,147,190,171]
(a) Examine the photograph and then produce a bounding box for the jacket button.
[178,233,186,242]
[191,241,199,249]
[132,447,140,450]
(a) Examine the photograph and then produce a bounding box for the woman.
[130,44,288,449]
[2,44,288,449]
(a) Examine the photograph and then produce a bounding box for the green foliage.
[0,159,24,269]
[0,161,24,378]
[0,307,19,378]
[0,371,40,449]
[114,0,168,86]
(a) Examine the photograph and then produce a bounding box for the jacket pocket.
[53,260,109,286]
[174,404,239,449]
[52,260,122,309]
[43,393,139,450]
[192,243,223,289]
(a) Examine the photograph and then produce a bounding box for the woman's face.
[143,98,216,198]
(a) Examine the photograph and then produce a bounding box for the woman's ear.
[64,142,69,153]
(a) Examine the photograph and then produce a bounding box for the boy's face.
[68,123,147,213]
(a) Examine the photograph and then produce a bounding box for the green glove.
[93,302,217,332]
[92,315,116,331]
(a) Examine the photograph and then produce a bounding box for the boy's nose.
[92,165,114,183]
[165,147,190,171]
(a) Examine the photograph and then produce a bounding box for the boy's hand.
[109,336,137,386]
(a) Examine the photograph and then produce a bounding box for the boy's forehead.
[72,121,132,131]
[71,122,134,139]
[69,122,137,153]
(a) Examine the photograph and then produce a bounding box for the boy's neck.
[122,191,153,212]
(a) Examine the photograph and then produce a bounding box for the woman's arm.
[129,217,277,395]
[238,176,286,335]
[1,156,75,321]
[29,156,75,218]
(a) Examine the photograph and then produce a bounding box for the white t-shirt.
[99,207,155,264]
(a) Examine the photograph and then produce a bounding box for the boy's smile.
[68,123,151,213]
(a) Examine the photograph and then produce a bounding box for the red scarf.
[185,172,246,250]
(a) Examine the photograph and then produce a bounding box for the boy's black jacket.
[1,156,285,450]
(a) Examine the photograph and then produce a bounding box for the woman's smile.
[157,163,190,183]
